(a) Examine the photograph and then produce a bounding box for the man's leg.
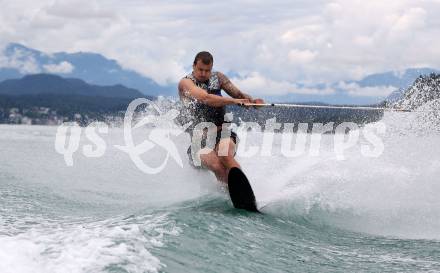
[193,135,239,184]
[198,148,228,183]
[216,138,240,171]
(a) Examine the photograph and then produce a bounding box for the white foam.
[0,214,178,273]
[252,110,440,239]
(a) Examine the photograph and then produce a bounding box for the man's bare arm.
[179,79,249,107]
[217,72,253,100]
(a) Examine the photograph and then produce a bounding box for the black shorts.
[187,129,238,168]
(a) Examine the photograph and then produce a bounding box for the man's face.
[192,60,213,82]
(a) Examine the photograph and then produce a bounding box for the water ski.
[227,167,259,212]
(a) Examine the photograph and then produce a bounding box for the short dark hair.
[193,51,213,65]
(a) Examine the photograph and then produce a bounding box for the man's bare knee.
[217,139,236,157]
[207,161,227,183]
[210,161,226,173]
[199,151,226,173]
[218,154,233,164]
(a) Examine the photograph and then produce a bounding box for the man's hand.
[252,98,265,105]
[243,98,266,108]
[234,98,251,106]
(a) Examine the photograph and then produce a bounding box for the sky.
[0,0,439,100]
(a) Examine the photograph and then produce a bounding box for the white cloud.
[0,0,439,99]
[390,7,427,34]
[43,61,74,74]
[338,82,396,97]
[232,72,335,97]
[281,24,324,45]
[0,47,41,74]
[288,49,317,64]
[45,0,116,19]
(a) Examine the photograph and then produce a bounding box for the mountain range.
[0,74,145,98]
[1,43,439,104]
[0,43,172,96]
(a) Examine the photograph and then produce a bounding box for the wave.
[251,102,440,239]
[0,213,179,273]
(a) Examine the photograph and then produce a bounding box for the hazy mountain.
[265,68,439,105]
[0,74,146,98]
[1,43,439,104]
[0,43,173,96]
[355,68,439,87]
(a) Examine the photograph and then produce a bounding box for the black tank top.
[179,72,226,130]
